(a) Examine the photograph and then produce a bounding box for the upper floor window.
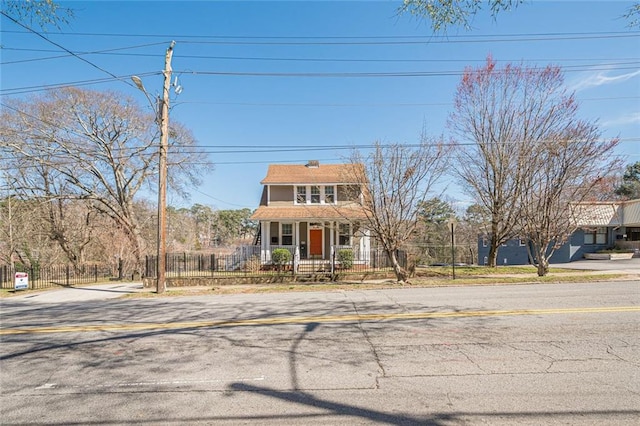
[295,185,337,204]
[296,186,307,204]
[324,186,335,204]
[311,186,321,203]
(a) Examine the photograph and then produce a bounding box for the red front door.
[309,229,323,257]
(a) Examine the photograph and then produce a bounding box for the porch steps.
[297,261,332,274]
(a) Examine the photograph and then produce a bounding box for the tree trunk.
[487,237,499,268]
[536,259,549,276]
[388,249,409,283]
[533,244,549,276]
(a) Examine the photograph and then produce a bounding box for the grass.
[414,265,575,277]
[121,267,630,298]
[2,264,634,299]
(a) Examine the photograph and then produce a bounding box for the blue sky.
[2,0,639,211]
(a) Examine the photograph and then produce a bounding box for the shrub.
[597,247,634,253]
[242,255,261,273]
[271,248,292,270]
[337,249,354,269]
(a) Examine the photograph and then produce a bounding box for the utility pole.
[447,218,456,280]
[156,40,175,294]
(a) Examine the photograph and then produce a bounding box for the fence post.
[210,254,215,276]
[66,265,70,286]
[94,264,98,282]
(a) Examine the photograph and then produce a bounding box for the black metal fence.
[145,247,406,278]
[0,264,117,290]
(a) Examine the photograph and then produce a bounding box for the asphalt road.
[1,281,639,425]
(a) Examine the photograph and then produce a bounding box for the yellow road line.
[1,306,638,335]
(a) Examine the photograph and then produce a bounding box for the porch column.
[263,221,271,262]
[361,228,370,264]
[294,221,301,268]
[329,221,335,247]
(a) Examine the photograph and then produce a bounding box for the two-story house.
[251,161,371,269]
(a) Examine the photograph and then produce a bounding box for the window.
[339,223,350,245]
[311,186,321,203]
[282,223,293,245]
[324,186,335,204]
[296,186,306,204]
[519,238,526,247]
[584,227,607,245]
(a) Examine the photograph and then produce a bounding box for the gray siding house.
[478,199,640,265]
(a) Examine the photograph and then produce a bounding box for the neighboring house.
[478,199,640,265]
[250,161,371,269]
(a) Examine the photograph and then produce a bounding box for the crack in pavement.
[345,294,386,389]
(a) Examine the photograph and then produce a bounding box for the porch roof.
[251,205,368,221]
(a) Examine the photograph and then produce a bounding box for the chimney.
[306,160,319,168]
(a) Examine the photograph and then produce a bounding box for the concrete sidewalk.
[4,259,638,304]
[5,282,145,303]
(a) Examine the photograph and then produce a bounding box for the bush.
[271,248,292,269]
[337,249,354,269]
[597,247,634,253]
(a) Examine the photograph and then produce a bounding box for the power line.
[3,100,636,154]
[174,63,640,78]
[172,95,639,108]
[0,71,160,96]
[177,33,640,45]
[0,12,136,90]
[4,46,638,66]
[0,42,171,65]
[2,28,639,42]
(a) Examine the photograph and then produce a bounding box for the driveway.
[554,257,640,274]
[6,282,144,303]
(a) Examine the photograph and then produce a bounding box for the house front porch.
[256,220,371,265]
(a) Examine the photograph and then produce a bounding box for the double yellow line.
[1,306,638,335]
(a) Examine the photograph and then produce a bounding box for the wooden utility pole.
[156,41,175,294]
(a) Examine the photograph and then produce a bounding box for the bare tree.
[346,139,449,282]
[1,0,72,30]
[398,0,524,31]
[519,127,619,276]
[399,1,639,31]
[450,56,582,267]
[1,87,206,273]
